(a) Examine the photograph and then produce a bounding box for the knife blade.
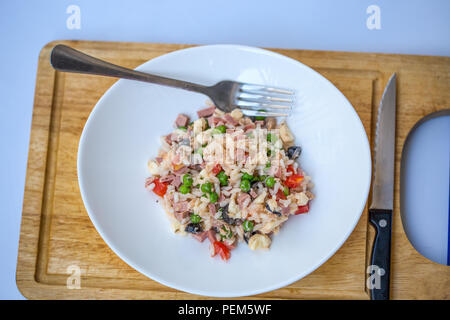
[368,73,396,300]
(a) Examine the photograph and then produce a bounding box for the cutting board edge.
[16,40,450,300]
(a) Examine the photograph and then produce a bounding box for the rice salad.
[145,104,314,261]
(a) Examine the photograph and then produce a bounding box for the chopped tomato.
[295,203,310,215]
[152,178,168,197]
[287,165,296,175]
[276,189,287,200]
[212,164,222,175]
[285,174,304,188]
[213,241,231,261]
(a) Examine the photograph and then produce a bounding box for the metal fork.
[50,45,294,117]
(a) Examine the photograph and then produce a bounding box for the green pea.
[255,109,266,121]
[178,126,187,131]
[241,172,253,181]
[265,161,271,168]
[209,191,219,203]
[179,184,190,194]
[217,125,226,133]
[212,125,226,134]
[243,220,254,232]
[182,174,193,187]
[267,133,277,143]
[240,179,251,192]
[265,176,275,188]
[259,175,267,182]
[190,214,201,224]
[267,149,272,157]
[201,182,212,193]
[217,171,229,186]
[283,186,290,196]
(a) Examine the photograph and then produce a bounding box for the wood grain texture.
[16,40,450,299]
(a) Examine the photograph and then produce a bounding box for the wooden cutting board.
[16,40,450,299]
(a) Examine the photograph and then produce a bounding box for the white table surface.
[1,0,449,299]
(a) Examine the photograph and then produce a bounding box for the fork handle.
[50,44,209,94]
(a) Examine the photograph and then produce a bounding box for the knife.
[368,73,396,300]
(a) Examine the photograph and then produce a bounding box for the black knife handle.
[368,209,392,300]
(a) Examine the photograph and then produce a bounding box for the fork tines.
[235,83,295,117]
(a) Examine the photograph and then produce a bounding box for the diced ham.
[207,116,223,127]
[237,193,251,210]
[281,206,291,215]
[224,114,239,126]
[160,174,175,183]
[164,134,172,145]
[171,175,182,188]
[174,211,189,221]
[189,164,203,171]
[207,116,215,128]
[249,188,258,199]
[174,201,190,212]
[274,166,282,178]
[197,106,216,118]
[207,229,217,243]
[174,166,189,175]
[218,193,226,202]
[208,203,217,215]
[243,123,256,132]
[192,231,208,242]
[175,114,189,127]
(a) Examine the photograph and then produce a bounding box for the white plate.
[78,45,371,297]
